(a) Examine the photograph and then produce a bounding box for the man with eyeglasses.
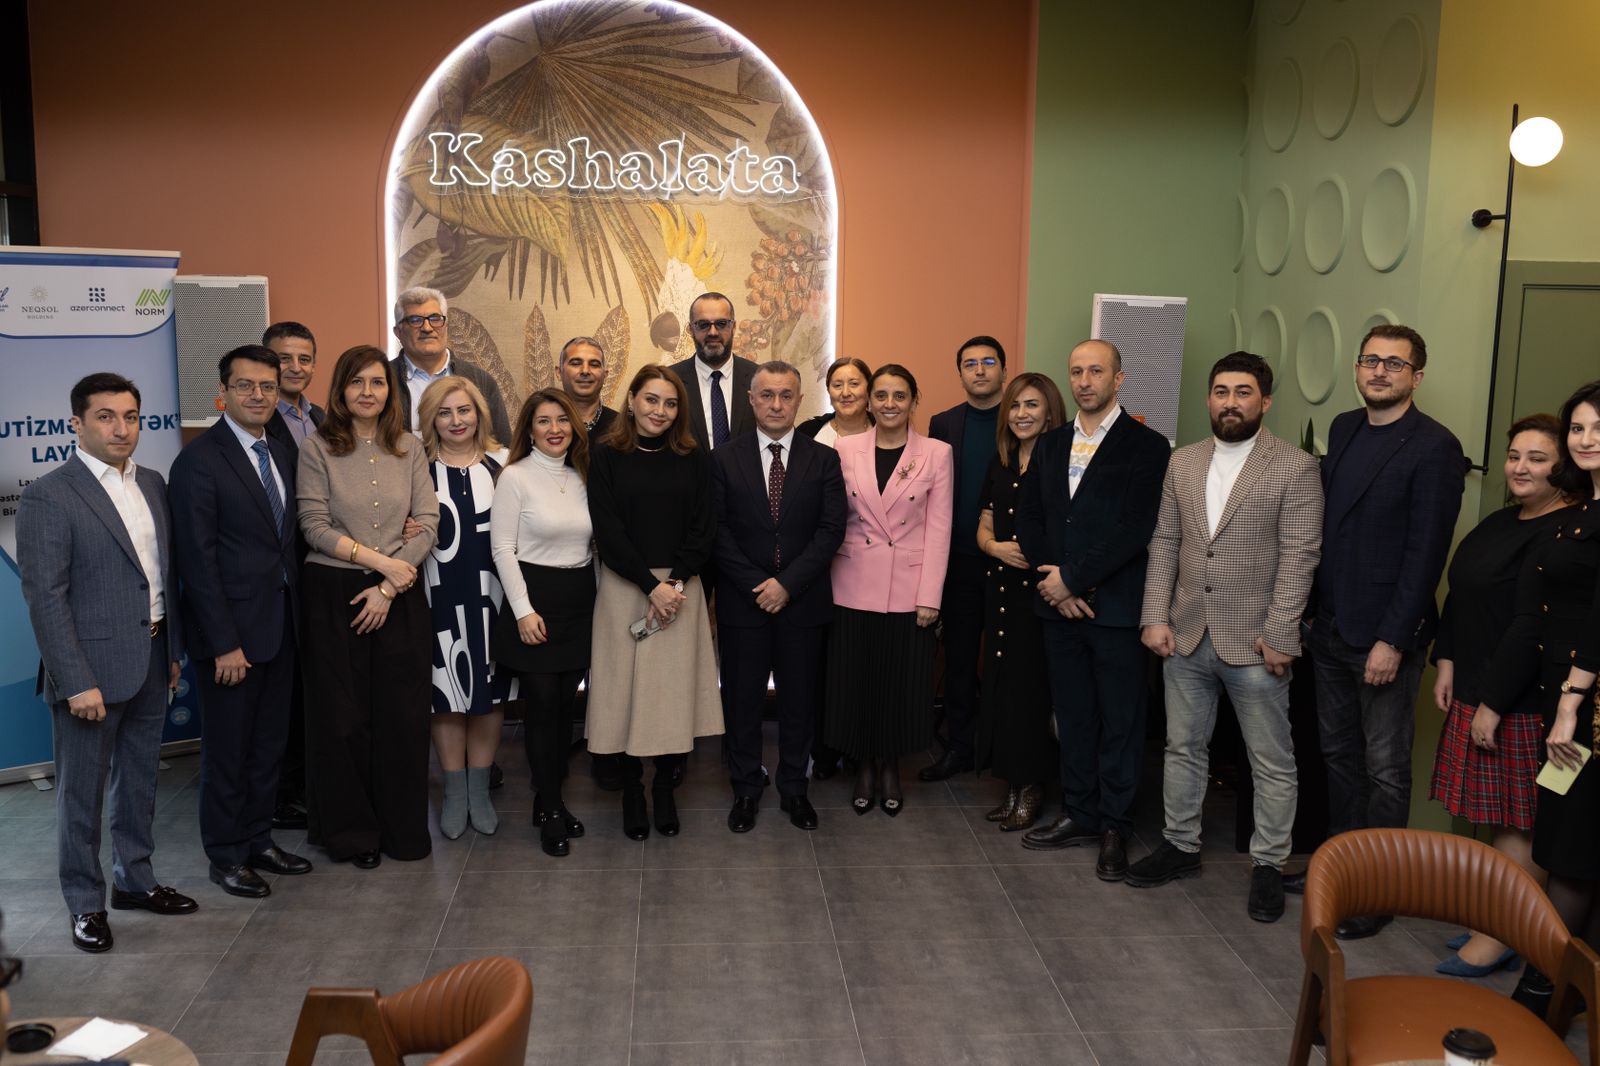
[390,286,511,444]
[1285,324,1465,940]
[263,321,324,453]
[920,335,1008,781]
[169,346,313,900]
[667,291,756,451]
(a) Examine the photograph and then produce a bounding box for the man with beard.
[1126,352,1322,922]
[1285,324,1465,941]
[1016,339,1170,880]
[669,292,756,451]
[558,336,618,440]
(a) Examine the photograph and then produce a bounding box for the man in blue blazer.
[712,361,846,832]
[1292,324,1465,940]
[17,373,197,953]
[1015,339,1171,879]
[169,345,313,899]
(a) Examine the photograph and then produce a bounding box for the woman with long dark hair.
[297,345,438,868]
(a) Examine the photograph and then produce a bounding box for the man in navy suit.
[1016,339,1171,880]
[18,373,197,953]
[1291,324,1465,939]
[712,361,846,832]
[169,345,313,898]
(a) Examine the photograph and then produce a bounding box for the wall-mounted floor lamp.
[1469,103,1564,472]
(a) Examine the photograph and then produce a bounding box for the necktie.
[709,369,730,448]
[252,440,285,533]
[767,442,785,568]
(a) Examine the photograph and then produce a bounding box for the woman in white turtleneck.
[489,389,597,858]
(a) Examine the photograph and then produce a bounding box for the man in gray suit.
[391,285,512,444]
[668,291,757,451]
[17,373,198,953]
[1129,352,1323,923]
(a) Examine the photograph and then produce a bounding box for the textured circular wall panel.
[1230,308,1243,350]
[1255,184,1295,276]
[1234,192,1248,272]
[1239,80,1252,156]
[1262,59,1303,152]
[1296,307,1341,404]
[1304,176,1349,274]
[1373,15,1427,126]
[1313,38,1360,139]
[1250,307,1287,366]
[1360,165,1416,272]
[1362,308,1399,337]
[1273,0,1306,25]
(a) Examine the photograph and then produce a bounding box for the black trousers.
[1042,618,1147,835]
[196,601,295,867]
[275,670,307,806]
[520,668,583,814]
[939,553,987,760]
[720,620,824,800]
[301,564,432,862]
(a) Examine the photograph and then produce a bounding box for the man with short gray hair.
[390,286,511,444]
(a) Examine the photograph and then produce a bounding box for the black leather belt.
[150,618,166,638]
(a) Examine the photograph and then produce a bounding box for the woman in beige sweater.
[297,345,438,868]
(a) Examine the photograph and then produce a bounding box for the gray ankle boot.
[467,766,499,835]
[440,769,469,839]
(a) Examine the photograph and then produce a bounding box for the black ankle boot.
[622,789,649,841]
[540,816,570,857]
[1512,962,1555,1016]
[652,786,680,836]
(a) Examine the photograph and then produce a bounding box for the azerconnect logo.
[135,288,171,316]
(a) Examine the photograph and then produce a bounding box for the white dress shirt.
[76,450,165,621]
[222,412,286,507]
[694,356,736,449]
[1205,432,1259,538]
[490,449,594,619]
[757,427,796,484]
[1068,402,1122,497]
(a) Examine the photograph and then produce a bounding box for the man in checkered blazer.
[1128,352,1323,924]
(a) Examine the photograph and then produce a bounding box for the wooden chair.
[1289,828,1600,1065]
[284,955,532,1066]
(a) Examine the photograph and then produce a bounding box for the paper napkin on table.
[46,1016,147,1059]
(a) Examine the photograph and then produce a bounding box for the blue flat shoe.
[1445,932,1470,951]
[1436,947,1519,978]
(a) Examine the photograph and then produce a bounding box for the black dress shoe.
[248,845,313,875]
[533,797,585,838]
[1096,829,1129,882]
[622,790,650,841]
[1281,870,1307,895]
[540,818,570,858]
[271,801,308,830]
[1248,865,1286,923]
[653,788,680,836]
[728,796,758,833]
[71,911,112,953]
[781,794,818,830]
[1021,814,1101,851]
[351,850,382,869]
[1124,841,1202,887]
[1334,914,1393,940]
[110,884,198,915]
[917,750,974,782]
[210,863,270,898]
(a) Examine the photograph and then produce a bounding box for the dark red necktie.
[767,442,784,568]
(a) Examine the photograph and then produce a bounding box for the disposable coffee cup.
[1442,1027,1496,1066]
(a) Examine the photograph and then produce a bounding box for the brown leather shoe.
[1000,785,1043,832]
[985,787,1020,823]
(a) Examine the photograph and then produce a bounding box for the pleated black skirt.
[824,605,936,759]
[491,562,596,674]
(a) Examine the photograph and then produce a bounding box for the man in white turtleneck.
[1131,351,1324,925]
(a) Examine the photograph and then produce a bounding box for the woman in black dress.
[1478,381,1600,988]
[975,373,1068,832]
[1427,413,1570,975]
[490,389,596,857]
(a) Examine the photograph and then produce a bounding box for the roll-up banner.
[0,247,202,784]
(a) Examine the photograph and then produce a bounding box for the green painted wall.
[1025,0,1249,446]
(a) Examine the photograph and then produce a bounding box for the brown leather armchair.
[1289,828,1600,1066]
[284,955,533,1066]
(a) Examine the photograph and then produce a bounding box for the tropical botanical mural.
[387,0,837,416]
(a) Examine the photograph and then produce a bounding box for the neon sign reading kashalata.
[427,133,801,198]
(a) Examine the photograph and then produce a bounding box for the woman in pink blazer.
[824,364,955,815]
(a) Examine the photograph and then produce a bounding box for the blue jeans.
[1161,633,1297,867]
[1311,619,1424,835]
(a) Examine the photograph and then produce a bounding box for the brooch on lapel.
[896,458,919,482]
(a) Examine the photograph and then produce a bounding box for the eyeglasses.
[961,357,999,371]
[1356,354,1416,373]
[399,313,447,328]
[229,381,280,397]
[691,318,733,332]
[0,954,21,990]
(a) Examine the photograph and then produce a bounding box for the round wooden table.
[6,1015,199,1066]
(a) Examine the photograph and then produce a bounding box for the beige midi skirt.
[585,565,723,756]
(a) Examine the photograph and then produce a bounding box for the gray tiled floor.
[0,729,1587,1065]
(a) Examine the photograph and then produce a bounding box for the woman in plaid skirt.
[1428,413,1570,976]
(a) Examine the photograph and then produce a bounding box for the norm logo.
[136,288,171,307]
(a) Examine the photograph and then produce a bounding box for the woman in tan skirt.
[585,364,721,840]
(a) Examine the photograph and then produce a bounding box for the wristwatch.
[1560,680,1593,698]
[669,579,685,594]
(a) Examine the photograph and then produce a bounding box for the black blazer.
[168,420,300,663]
[667,354,757,449]
[711,430,846,628]
[1016,412,1171,627]
[263,399,324,455]
[927,402,969,461]
[1313,404,1466,651]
